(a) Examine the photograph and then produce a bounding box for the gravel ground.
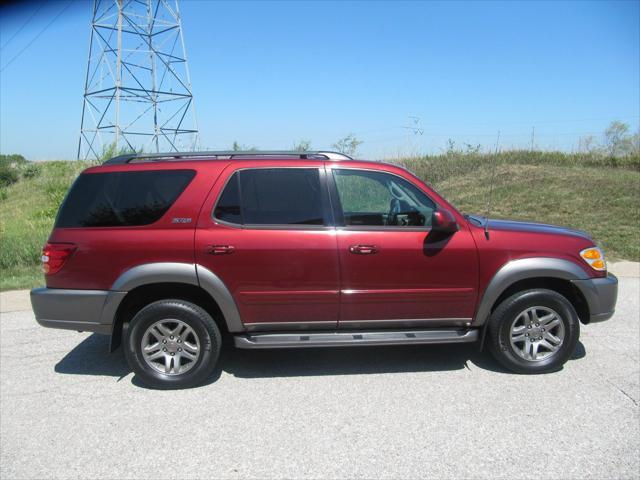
[1,278,638,479]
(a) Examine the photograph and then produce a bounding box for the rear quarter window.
[55,170,195,228]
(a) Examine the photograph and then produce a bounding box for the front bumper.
[30,288,126,334]
[571,273,618,323]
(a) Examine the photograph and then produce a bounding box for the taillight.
[41,242,76,275]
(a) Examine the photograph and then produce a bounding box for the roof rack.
[103,150,353,165]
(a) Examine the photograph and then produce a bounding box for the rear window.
[55,170,195,228]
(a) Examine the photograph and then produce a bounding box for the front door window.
[332,169,435,227]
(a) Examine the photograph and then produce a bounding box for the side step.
[234,328,479,349]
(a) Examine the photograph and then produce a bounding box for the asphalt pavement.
[1,277,638,479]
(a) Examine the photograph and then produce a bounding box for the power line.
[424,131,604,137]
[0,2,46,51]
[0,0,73,73]
[352,117,639,142]
[421,114,640,127]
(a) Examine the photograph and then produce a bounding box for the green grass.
[0,152,638,291]
[0,160,95,291]
[430,163,638,260]
[396,151,639,261]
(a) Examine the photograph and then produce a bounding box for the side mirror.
[431,208,458,233]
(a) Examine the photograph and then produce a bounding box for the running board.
[234,328,479,349]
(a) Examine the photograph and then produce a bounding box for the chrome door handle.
[349,244,379,255]
[206,245,235,255]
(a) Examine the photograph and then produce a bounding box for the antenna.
[484,130,501,240]
[77,0,199,160]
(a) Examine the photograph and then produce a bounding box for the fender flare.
[474,257,589,326]
[109,262,244,333]
[111,262,199,291]
[196,265,243,332]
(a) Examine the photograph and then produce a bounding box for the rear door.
[328,166,479,328]
[195,164,340,331]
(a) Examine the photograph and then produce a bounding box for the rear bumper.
[571,273,618,323]
[30,288,126,334]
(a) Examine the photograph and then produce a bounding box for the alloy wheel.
[141,319,201,375]
[509,306,565,361]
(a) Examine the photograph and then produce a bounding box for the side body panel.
[194,161,341,329]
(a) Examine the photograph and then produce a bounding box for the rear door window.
[214,168,325,226]
[55,170,195,228]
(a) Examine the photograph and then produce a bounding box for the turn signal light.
[581,248,601,260]
[580,247,606,272]
[41,242,76,275]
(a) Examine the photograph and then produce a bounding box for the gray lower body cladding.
[30,288,126,334]
[30,269,617,343]
[571,274,618,323]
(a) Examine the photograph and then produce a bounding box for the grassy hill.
[1,161,94,290]
[0,152,638,291]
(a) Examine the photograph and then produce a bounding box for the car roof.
[86,151,415,179]
[102,150,353,165]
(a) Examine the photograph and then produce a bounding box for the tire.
[123,299,222,389]
[487,289,579,374]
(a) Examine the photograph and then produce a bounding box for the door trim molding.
[244,321,338,332]
[338,318,472,329]
[243,318,472,332]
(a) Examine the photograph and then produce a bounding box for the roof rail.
[103,150,353,165]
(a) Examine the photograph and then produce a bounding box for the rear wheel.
[487,289,579,374]
[124,299,221,389]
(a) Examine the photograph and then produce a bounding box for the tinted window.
[214,168,324,226]
[333,169,435,227]
[56,170,195,228]
[214,173,241,224]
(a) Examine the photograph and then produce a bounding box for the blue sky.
[1,0,639,160]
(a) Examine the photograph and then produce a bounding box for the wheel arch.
[108,262,244,352]
[475,258,591,327]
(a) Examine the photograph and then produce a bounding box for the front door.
[195,164,340,331]
[328,167,478,328]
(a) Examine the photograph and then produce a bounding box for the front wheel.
[487,289,580,374]
[124,299,222,389]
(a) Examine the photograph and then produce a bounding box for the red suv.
[31,151,618,389]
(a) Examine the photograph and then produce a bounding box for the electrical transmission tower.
[77,0,199,160]
[403,115,424,155]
